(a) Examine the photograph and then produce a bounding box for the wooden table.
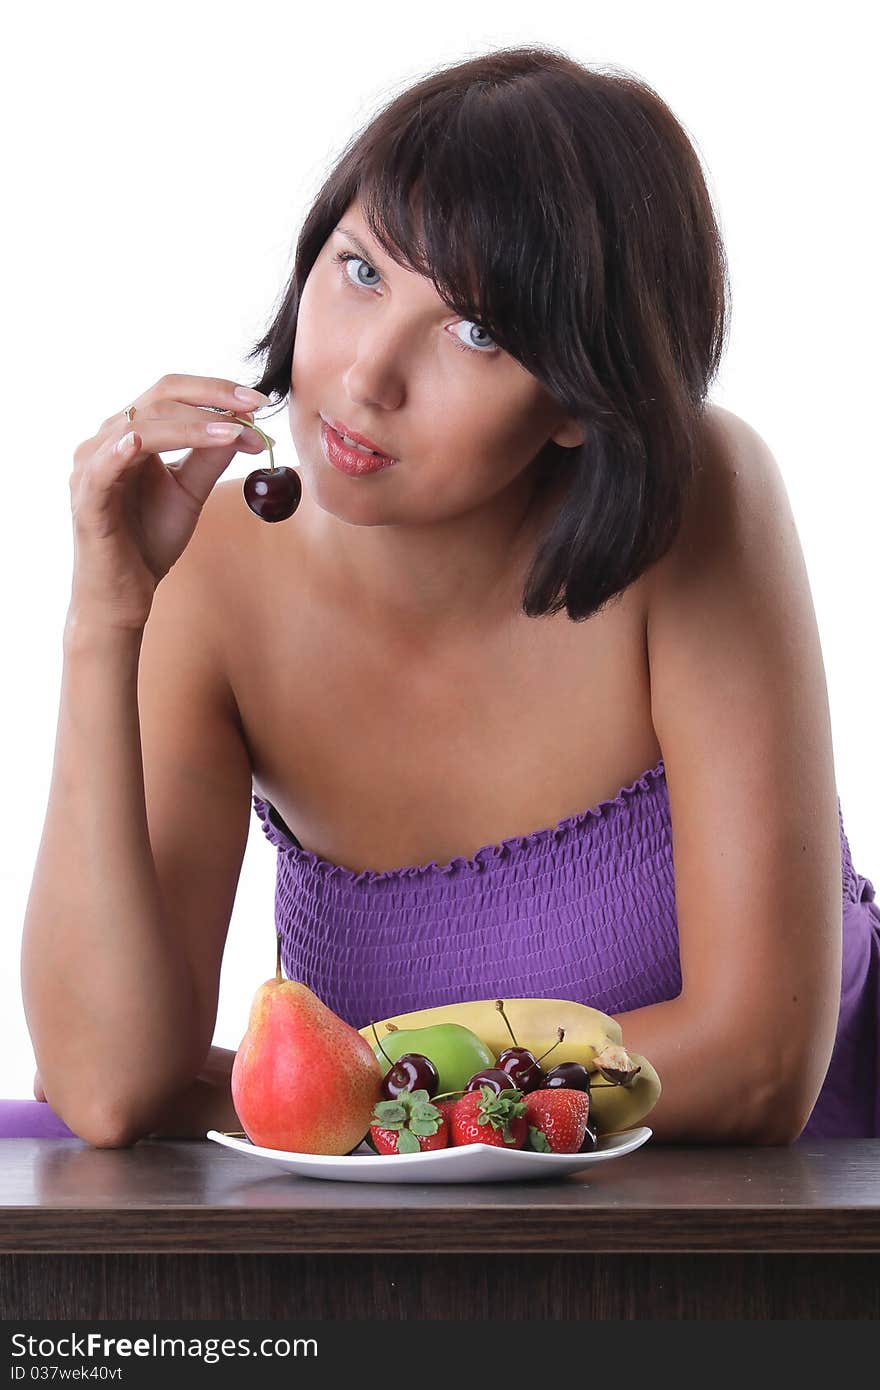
[2,1137,879,1320]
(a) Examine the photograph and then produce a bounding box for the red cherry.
[543,1061,592,1092]
[380,1053,440,1100]
[497,1047,546,1093]
[464,1068,514,1095]
[243,466,302,522]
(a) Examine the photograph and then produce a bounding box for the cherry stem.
[370,1021,395,1067]
[536,1027,566,1065]
[432,1089,467,1103]
[226,413,276,471]
[275,933,282,983]
[495,1000,519,1047]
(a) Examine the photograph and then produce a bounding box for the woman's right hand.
[68,374,273,632]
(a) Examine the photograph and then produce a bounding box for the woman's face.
[288,198,584,527]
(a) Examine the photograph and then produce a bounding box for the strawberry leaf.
[409,1096,443,1133]
[473,1085,526,1143]
[371,1099,409,1127]
[528,1125,552,1153]
[395,1128,421,1154]
[371,1089,442,1140]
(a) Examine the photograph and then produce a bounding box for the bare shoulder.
[643,397,823,740]
[196,476,251,554]
[185,476,275,612]
[644,401,795,609]
[178,475,313,700]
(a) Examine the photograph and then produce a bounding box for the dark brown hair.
[244,44,729,622]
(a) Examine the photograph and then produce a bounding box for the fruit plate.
[205,1126,652,1183]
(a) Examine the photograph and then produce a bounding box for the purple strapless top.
[249,758,879,1140]
[5,758,877,1140]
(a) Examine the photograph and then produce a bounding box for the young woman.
[12,46,878,1146]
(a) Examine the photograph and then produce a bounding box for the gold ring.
[123,405,137,423]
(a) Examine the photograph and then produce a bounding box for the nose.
[343,320,409,412]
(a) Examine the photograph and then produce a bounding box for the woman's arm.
[21,499,253,1148]
[33,1045,241,1140]
[609,997,795,1144]
[20,620,203,1146]
[637,406,842,1144]
[144,1046,240,1139]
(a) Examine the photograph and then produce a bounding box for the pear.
[232,938,382,1154]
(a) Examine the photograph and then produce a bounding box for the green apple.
[372,1023,495,1093]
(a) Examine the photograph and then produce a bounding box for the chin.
[303,469,405,527]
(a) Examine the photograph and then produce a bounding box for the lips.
[320,420,398,477]
[320,413,395,460]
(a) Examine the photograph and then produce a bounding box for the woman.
[13,46,879,1146]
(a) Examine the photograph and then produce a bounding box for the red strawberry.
[369,1089,449,1155]
[450,1085,528,1149]
[523,1088,591,1153]
[371,1120,448,1154]
[432,1098,458,1127]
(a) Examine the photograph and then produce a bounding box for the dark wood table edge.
[3,1207,880,1253]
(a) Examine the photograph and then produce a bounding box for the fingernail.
[207,422,245,438]
[235,386,268,405]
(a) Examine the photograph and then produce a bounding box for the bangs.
[352,84,574,377]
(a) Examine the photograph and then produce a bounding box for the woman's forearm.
[145,1046,241,1140]
[610,995,797,1144]
[21,617,205,1146]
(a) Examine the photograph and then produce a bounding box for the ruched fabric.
[4,757,876,1138]
[250,757,880,1140]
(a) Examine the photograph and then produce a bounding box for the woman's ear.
[550,417,586,449]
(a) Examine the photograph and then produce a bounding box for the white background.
[2,0,877,1099]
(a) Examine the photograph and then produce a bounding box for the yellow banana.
[359,998,661,1136]
[588,1053,661,1135]
[359,996,623,1073]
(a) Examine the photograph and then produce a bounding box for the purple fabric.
[0,1100,78,1140]
[250,757,878,1140]
[4,756,875,1139]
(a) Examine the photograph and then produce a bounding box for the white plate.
[206,1126,652,1183]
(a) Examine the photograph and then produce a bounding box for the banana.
[358,996,623,1073]
[588,1053,661,1136]
[358,998,661,1136]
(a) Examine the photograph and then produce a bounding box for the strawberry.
[432,1098,458,1128]
[449,1085,529,1148]
[369,1089,448,1155]
[523,1088,591,1153]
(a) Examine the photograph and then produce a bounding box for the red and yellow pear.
[231,937,382,1154]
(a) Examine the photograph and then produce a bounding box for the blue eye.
[450,321,497,354]
[335,249,381,289]
[333,250,498,356]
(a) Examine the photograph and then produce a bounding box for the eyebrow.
[334,225,387,268]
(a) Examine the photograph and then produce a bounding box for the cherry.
[243,466,302,522]
[496,1048,546,1094]
[543,1062,593,1092]
[494,1002,567,1093]
[465,1068,516,1095]
[379,1052,440,1100]
[224,413,302,523]
[579,1120,599,1152]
